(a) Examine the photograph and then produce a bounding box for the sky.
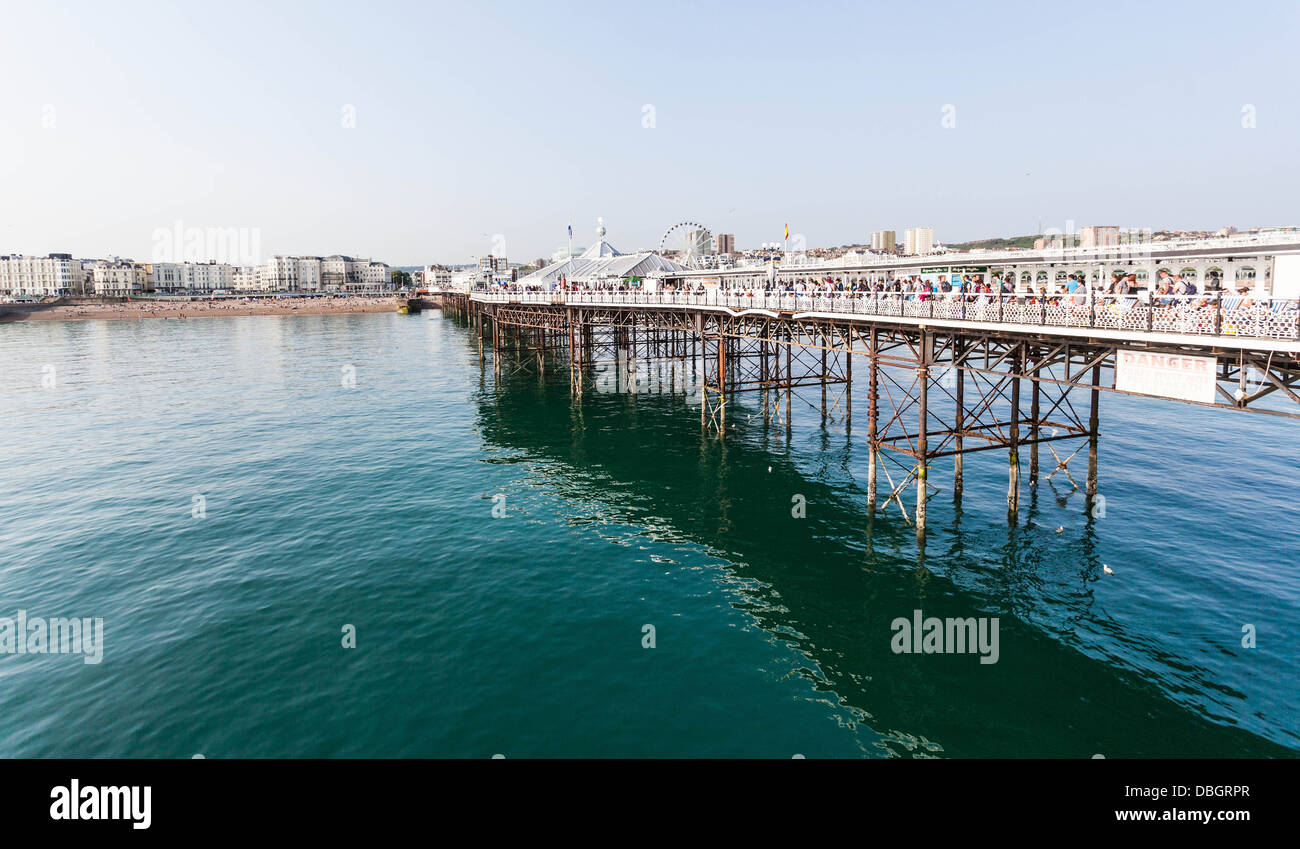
[1,0,1297,266]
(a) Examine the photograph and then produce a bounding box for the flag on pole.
[784,223,789,241]
[568,223,573,239]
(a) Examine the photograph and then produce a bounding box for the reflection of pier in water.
[450,314,1292,757]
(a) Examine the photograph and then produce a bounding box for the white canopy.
[513,234,686,288]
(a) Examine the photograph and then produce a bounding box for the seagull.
[1103,564,1114,575]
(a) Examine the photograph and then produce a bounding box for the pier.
[440,281,1299,537]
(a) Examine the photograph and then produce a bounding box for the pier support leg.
[1029,354,1040,487]
[718,322,727,436]
[821,327,828,427]
[492,318,501,378]
[953,339,964,504]
[785,329,793,439]
[1086,362,1101,511]
[1008,345,1022,517]
[760,328,771,425]
[866,328,879,514]
[844,340,852,436]
[916,329,929,536]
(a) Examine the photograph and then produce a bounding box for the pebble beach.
[0,296,401,322]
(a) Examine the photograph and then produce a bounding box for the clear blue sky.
[1,0,1297,265]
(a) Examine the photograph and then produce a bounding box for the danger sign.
[1115,349,1217,404]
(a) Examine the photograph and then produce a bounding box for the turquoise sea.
[1,311,1296,757]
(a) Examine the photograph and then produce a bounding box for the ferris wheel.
[658,220,713,268]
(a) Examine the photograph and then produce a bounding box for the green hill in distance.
[946,235,1041,251]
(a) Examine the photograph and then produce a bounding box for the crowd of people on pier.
[477,268,1297,338]
[677,270,1256,307]
[489,269,1268,309]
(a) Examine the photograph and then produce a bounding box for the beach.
[0,296,402,323]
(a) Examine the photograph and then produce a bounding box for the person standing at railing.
[1115,274,1134,306]
[1161,270,1186,306]
[1154,273,1174,307]
[1064,274,1084,308]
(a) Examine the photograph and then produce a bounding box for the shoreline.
[0,296,405,323]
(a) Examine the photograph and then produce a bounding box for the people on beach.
[23,294,399,322]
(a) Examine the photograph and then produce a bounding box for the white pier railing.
[468,290,1300,343]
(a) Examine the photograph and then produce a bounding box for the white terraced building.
[233,267,261,292]
[423,266,454,290]
[320,255,391,291]
[362,261,391,290]
[91,260,149,296]
[261,256,323,291]
[0,253,87,297]
[150,261,239,293]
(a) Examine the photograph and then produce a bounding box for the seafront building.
[261,256,323,291]
[362,260,390,289]
[91,259,150,296]
[0,253,87,297]
[0,252,395,298]
[260,255,389,292]
[319,255,391,291]
[428,266,454,289]
[150,261,239,293]
[232,267,261,292]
